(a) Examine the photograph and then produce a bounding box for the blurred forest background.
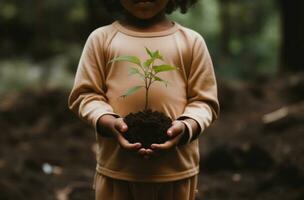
[0,0,303,200]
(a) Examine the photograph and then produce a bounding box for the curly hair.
[101,0,199,14]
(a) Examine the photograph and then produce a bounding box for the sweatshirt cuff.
[178,107,212,135]
[180,120,193,143]
[177,114,204,137]
[94,112,120,137]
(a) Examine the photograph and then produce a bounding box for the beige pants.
[93,173,198,200]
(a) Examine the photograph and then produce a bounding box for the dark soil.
[0,73,303,199]
[123,110,172,148]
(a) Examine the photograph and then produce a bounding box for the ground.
[0,74,303,200]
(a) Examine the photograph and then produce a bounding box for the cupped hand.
[139,120,186,159]
[98,115,141,151]
[151,120,185,150]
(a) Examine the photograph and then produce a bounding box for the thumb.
[167,121,184,137]
[114,118,128,133]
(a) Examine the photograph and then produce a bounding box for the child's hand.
[151,120,186,150]
[138,121,186,159]
[98,115,142,151]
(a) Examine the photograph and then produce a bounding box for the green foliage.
[0,0,283,94]
[0,57,74,96]
[109,55,141,66]
[121,85,144,98]
[0,0,114,60]
[171,0,280,80]
[0,2,17,19]
[153,65,177,73]
[109,48,177,109]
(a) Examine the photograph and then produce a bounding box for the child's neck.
[119,13,173,33]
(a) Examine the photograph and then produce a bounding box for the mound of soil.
[123,110,172,148]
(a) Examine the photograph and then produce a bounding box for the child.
[68,0,219,199]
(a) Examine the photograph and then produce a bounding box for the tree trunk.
[279,0,304,73]
[219,0,232,60]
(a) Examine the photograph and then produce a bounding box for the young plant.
[109,47,177,110]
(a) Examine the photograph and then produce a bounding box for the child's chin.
[133,0,155,3]
[132,11,159,20]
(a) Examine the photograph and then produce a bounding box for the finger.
[151,141,174,150]
[167,121,184,137]
[145,148,155,156]
[117,135,141,150]
[122,141,141,150]
[138,148,154,155]
[151,133,183,150]
[114,118,128,133]
[138,148,147,156]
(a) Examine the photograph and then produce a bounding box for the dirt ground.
[0,74,303,200]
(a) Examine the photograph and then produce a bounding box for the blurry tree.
[218,0,231,61]
[216,0,279,78]
[0,0,283,81]
[278,0,304,73]
[0,0,114,60]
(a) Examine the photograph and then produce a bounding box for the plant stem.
[144,59,155,110]
[145,86,149,111]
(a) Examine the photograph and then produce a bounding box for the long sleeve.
[68,31,118,133]
[178,35,220,139]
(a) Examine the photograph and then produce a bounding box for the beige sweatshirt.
[68,21,219,182]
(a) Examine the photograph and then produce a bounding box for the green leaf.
[108,55,141,66]
[143,58,153,68]
[121,85,144,98]
[153,65,177,73]
[128,67,145,79]
[152,50,159,58]
[128,67,140,75]
[152,50,164,60]
[153,75,169,87]
[145,47,153,58]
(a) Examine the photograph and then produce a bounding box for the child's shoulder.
[86,23,118,42]
[175,22,207,45]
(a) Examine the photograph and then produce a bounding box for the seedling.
[108,47,178,148]
[109,47,177,110]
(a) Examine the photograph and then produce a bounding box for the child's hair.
[101,0,199,14]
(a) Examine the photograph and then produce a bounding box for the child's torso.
[93,21,201,182]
